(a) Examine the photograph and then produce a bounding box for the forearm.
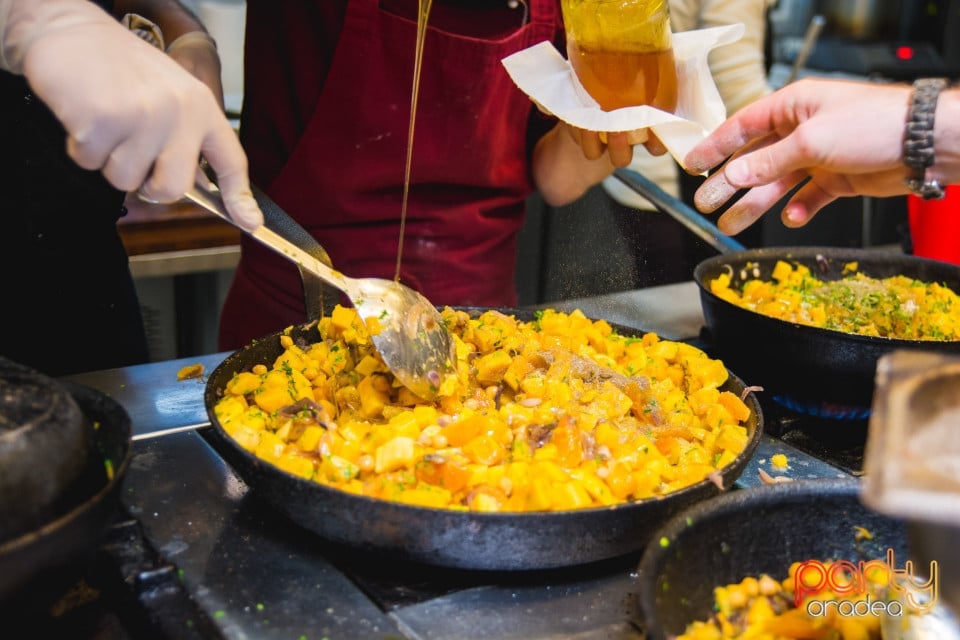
[532,123,616,207]
[933,88,960,186]
[115,0,222,107]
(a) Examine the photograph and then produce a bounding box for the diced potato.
[255,431,285,463]
[718,390,751,422]
[226,371,261,396]
[358,374,390,419]
[297,425,324,452]
[276,454,315,480]
[474,349,512,385]
[462,435,505,466]
[319,455,359,482]
[214,304,753,513]
[395,486,452,509]
[225,423,260,452]
[374,436,416,473]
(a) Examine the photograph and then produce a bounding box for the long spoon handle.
[184,180,352,294]
[250,183,334,268]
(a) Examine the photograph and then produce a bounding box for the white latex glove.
[0,0,262,230]
[166,30,225,110]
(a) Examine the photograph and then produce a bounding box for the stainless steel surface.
[127,245,240,279]
[184,180,456,401]
[544,281,705,341]
[741,437,848,488]
[62,351,228,437]
[863,351,960,525]
[58,281,862,639]
[864,350,960,622]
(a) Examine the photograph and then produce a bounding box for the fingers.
[572,127,643,167]
[202,118,263,230]
[577,129,606,161]
[625,129,649,146]
[605,131,634,168]
[19,10,258,223]
[721,125,823,189]
[64,80,205,199]
[694,172,739,214]
[713,173,807,235]
[779,177,837,227]
[683,86,806,174]
[685,116,763,174]
[643,132,667,157]
[100,110,179,194]
[139,135,203,204]
[64,101,137,172]
[694,128,790,213]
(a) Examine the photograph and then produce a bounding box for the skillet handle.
[182,179,349,292]
[249,184,336,321]
[198,162,336,321]
[612,168,746,255]
[250,184,333,269]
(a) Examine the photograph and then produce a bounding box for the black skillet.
[614,168,960,411]
[203,310,763,571]
[0,380,132,603]
[694,246,960,410]
[636,478,909,640]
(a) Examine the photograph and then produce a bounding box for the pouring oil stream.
[394,0,434,281]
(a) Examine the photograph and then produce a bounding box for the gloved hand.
[166,30,225,111]
[0,0,262,230]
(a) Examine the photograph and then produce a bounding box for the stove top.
[4,396,864,640]
[2,512,217,640]
[761,395,868,477]
[15,308,870,640]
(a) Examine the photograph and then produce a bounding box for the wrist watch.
[904,77,949,200]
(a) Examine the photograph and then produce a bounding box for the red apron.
[220,0,561,350]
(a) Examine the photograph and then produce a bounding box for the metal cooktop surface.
[6,283,860,639]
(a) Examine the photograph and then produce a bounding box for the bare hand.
[683,78,913,235]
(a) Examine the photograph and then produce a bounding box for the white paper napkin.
[501,24,745,170]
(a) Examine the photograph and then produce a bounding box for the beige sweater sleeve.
[670,0,773,114]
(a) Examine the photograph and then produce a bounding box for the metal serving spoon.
[183,180,456,400]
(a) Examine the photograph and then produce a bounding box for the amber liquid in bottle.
[567,42,678,112]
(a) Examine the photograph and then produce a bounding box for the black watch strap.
[904,77,948,200]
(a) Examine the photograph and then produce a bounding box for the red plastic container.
[908,185,960,265]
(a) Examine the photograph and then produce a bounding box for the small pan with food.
[203,307,763,571]
[636,478,913,640]
[0,360,132,603]
[694,246,960,411]
[613,169,960,412]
